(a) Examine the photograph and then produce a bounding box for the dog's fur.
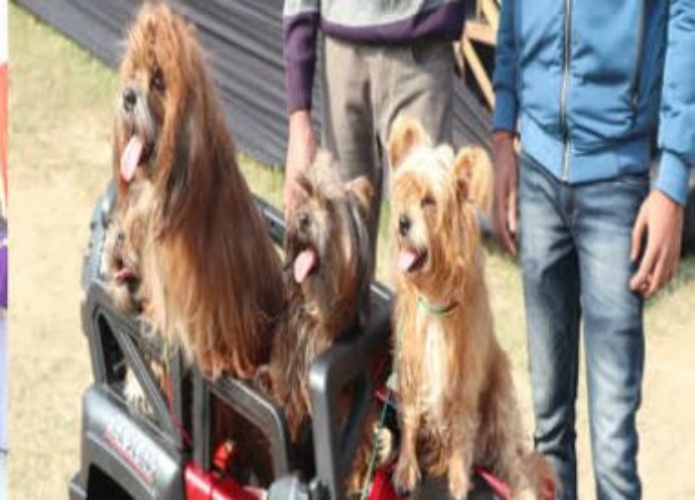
[104,178,172,416]
[104,180,154,314]
[257,151,375,491]
[388,117,555,499]
[111,3,284,379]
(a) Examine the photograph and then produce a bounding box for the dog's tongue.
[398,248,420,272]
[120,136,144,182]
[293,249,317,284]
[114,267,135,284]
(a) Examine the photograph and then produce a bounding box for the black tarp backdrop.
[18,0,491,168]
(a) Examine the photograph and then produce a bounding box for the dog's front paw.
[123,369,153,416]
[448,466,471,500]
[392,455,420,496]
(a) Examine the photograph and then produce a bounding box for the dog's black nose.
[123,88,137,112]
[399,214,411,236]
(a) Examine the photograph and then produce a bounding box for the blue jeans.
[519,153,647,500]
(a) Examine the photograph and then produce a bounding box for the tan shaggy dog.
[387,117,554,499]
[111,3,284,379]
[257,151,375,491]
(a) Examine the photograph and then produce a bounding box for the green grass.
[10,4,115,185]
[10,6,117,499]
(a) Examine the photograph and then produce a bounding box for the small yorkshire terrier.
[110,2,284,379]
[103,180,154,315]
[262,151,373,437]
[387,117,555,499]
[103,179,170,414]
[257,151,375,491]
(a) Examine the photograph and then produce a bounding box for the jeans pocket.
[519,152,551,196]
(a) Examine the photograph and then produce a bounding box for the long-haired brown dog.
[112,3,284,379]
[256,151,374,491]
[387,117,555,499]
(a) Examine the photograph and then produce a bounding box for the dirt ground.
[8,5,695,499]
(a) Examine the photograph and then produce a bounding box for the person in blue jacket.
[492,2,693,499]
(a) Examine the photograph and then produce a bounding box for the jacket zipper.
[560,0,572,181]
[631,0,646,116]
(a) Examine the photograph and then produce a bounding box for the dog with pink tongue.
[255,150,375,492]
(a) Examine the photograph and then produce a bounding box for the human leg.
[574,175,648,500]
[378,39,455,153]
[322,36,382,244]
[519,154,582,499]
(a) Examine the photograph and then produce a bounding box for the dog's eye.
[151,69,165,93]
[421,195,436,209]
[298,212,311,232]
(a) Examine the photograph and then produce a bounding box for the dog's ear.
[156,98,195,234]
[387,115,431,170]
[452,147,476,201]
[295,171,314,200]
[452,146,494,211]
[345,176,374,219]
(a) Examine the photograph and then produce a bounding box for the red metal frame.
[185,464,263,500]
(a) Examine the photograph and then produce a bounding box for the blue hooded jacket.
[492,0,695,205]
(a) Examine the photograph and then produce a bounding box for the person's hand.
[284,110,316,218]
[492,131,519,255]
[629,189,684,298]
